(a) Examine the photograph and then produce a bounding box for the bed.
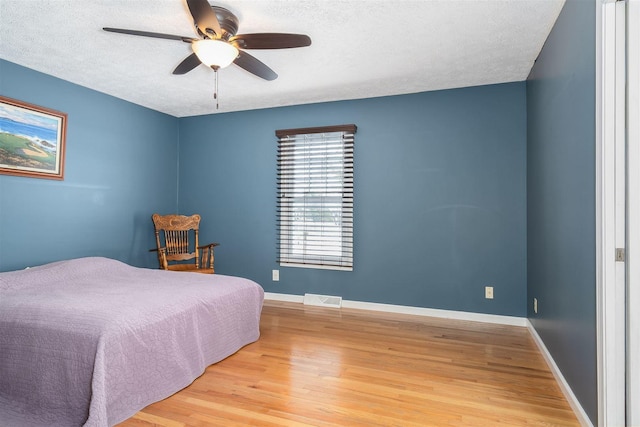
[0,257,264,427]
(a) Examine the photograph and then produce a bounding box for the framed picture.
[0,96,67,180]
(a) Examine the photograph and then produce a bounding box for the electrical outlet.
[534,298,538,314]
[485,286,494,299]
[272,269,279,281]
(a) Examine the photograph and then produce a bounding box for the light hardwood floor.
[118,300,579,426]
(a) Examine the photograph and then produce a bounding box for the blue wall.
[0,60,179,271]
[1,61,528,318]
[178,83,527,316]
[526,0,597,423]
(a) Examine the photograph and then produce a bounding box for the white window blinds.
[276,124,356,270]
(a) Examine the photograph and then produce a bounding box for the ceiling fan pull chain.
[213,66,219,109]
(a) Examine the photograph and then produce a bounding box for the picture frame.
[0,96,67,180]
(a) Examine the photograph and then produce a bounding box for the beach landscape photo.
[0,99,63,175]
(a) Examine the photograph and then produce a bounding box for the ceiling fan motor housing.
[210,6,239,39]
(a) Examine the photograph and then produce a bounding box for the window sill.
[279,262,352,272]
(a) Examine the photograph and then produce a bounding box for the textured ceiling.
[0,0,565,118]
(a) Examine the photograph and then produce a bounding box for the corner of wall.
[175,118,181,213]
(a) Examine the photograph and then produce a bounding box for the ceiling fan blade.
[233,51,277,81]
[173,53,202,75]
[103,27,194,43]
[230,33,312,50]
[186,0,222,38]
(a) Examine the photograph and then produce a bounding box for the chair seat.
[165,264,214,274]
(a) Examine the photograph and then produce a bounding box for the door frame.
[626,0,639,424]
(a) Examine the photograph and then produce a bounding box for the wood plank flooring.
[118,300,579,426]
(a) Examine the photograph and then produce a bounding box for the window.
[276,124,356,270]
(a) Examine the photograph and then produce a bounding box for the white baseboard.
[526,320,593,427]
[264,292,526,326]
[264,292,303,303]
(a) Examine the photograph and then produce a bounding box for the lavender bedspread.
[0,257,264,427]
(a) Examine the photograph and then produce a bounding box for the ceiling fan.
[103,0,311,106]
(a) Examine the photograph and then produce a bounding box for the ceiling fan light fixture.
[192,39,238,68]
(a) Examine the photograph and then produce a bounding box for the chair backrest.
[152,213,202,267]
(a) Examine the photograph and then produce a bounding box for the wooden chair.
[151,213,219,274]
